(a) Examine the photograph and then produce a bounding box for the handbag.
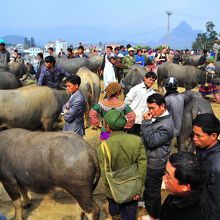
[101,141,142,204]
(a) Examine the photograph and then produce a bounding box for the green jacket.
[122,55,135,74]
[97,131,147,199]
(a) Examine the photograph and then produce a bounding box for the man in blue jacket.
[62,75,86,137]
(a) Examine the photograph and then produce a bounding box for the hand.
[133,194,140,201]
[143,112,152,120]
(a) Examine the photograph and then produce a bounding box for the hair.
[37,52,43,59]
[169,152,205,191]
[137,48,142,53]
[106,46,113,50]
[65,75,81,86]
[119,45,124,50]
[126,44,131,49]
[78,45,85,51]
[45,56,56,64]
[48,47,54,52]
[17,53,21,57]
[203,49,208,54]
[145,71,157,80]
[114,46,120,52]
[192,113,220,136]
[67,48,73,53]
[14,49,18,53]
[147,93,166,106]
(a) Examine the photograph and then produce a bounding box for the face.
[66,81,79,94]
[45,61,53,69]
[147,102,165,118]
[138,50,142,56]
[78,48,83,54]
[144,76,156,88]
[193,125,218,148]
[163,161,190,194]
[106,48,112,53]
[129,50,134,55]
[0,44,5,51]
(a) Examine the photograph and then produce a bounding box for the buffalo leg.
[2,181,23,220]
[64,186,100,220]
[20,186,31,209]
[42,118,54,131]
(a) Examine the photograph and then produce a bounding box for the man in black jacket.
[193,113,220,220]
[141,93,174,220]
[160,152,209,220]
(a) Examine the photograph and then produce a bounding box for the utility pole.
[164,11,173,46]
[165,11,173,35]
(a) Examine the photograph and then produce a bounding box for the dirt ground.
[0,82,220,220]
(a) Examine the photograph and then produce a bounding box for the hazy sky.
[3,0,220,31]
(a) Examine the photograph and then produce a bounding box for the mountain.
[0,21,202,49]
[1,35,25,45]
[148,21,202,49]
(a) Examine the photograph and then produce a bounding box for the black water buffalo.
[157,62,209,91]
[0,128,100,220]
[76,67,101,127]
[121,64,146,95]
[56,57,96,74]
[0,86,68,131]
[89,55,103,76]
[178,92,213,152]
[181,54,201,66]
[0,71,22,89]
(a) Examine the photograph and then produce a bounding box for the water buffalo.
[120,64,146,96]
[0,86,68,131]
[9,61,35,81]
[76,67,101,127]
[56,57,96,74]
[0,71,22,89]
[181,54,201,66]
[157,62,208,92]
[89,55,103,76]
[0,128,100,220]
[178,92,213,152]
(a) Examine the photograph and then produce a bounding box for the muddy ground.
[0,83,220,220]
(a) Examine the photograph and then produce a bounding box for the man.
[193,113,220,220]
[125,71,157,136]
[48,47,55,57]
[160,152,209,220]
[141,93,174,220]
[62,75,86,137]
[155,46,168,65]
[213,40,220,62]
[36,52,44,80]
[198,49,208,66]
[37,55,71,89]
[101,46,113,73]
[103,53,116,89]
[0,39,10,70]
[164,77,192,145]
[75,45,88,58]
[122,47,135,75]
[66,48,75,59]
[97,109,147,220]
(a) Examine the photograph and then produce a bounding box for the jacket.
[0,49,10,70]
[196,141,220,220]
[141,113,174,169]
[122,55,135,74]
[97,131,147,199]
[165,91,191,137]
[38,65,71,89]
[160,191,209,220]
[62,90,86,137]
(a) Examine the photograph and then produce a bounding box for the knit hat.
[105,82,122,98]
[104,109,127,131]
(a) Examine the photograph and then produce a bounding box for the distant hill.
[0,35,25,45]
[0,21,202,49]
[148,21,202,49]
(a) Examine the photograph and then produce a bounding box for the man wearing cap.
[103,53,117,89]
[125,71,157,136]
[89,82,135,131]
[97,109,147,220]
[0,39,10,70]
[122,47,135,75]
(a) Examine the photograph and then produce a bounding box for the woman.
[89,82,136,139]
[199,56,220,101]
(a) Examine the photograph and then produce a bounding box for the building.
[55,39,68,54]
[28,47,42,56]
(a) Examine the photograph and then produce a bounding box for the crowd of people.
[1,37,220,220]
